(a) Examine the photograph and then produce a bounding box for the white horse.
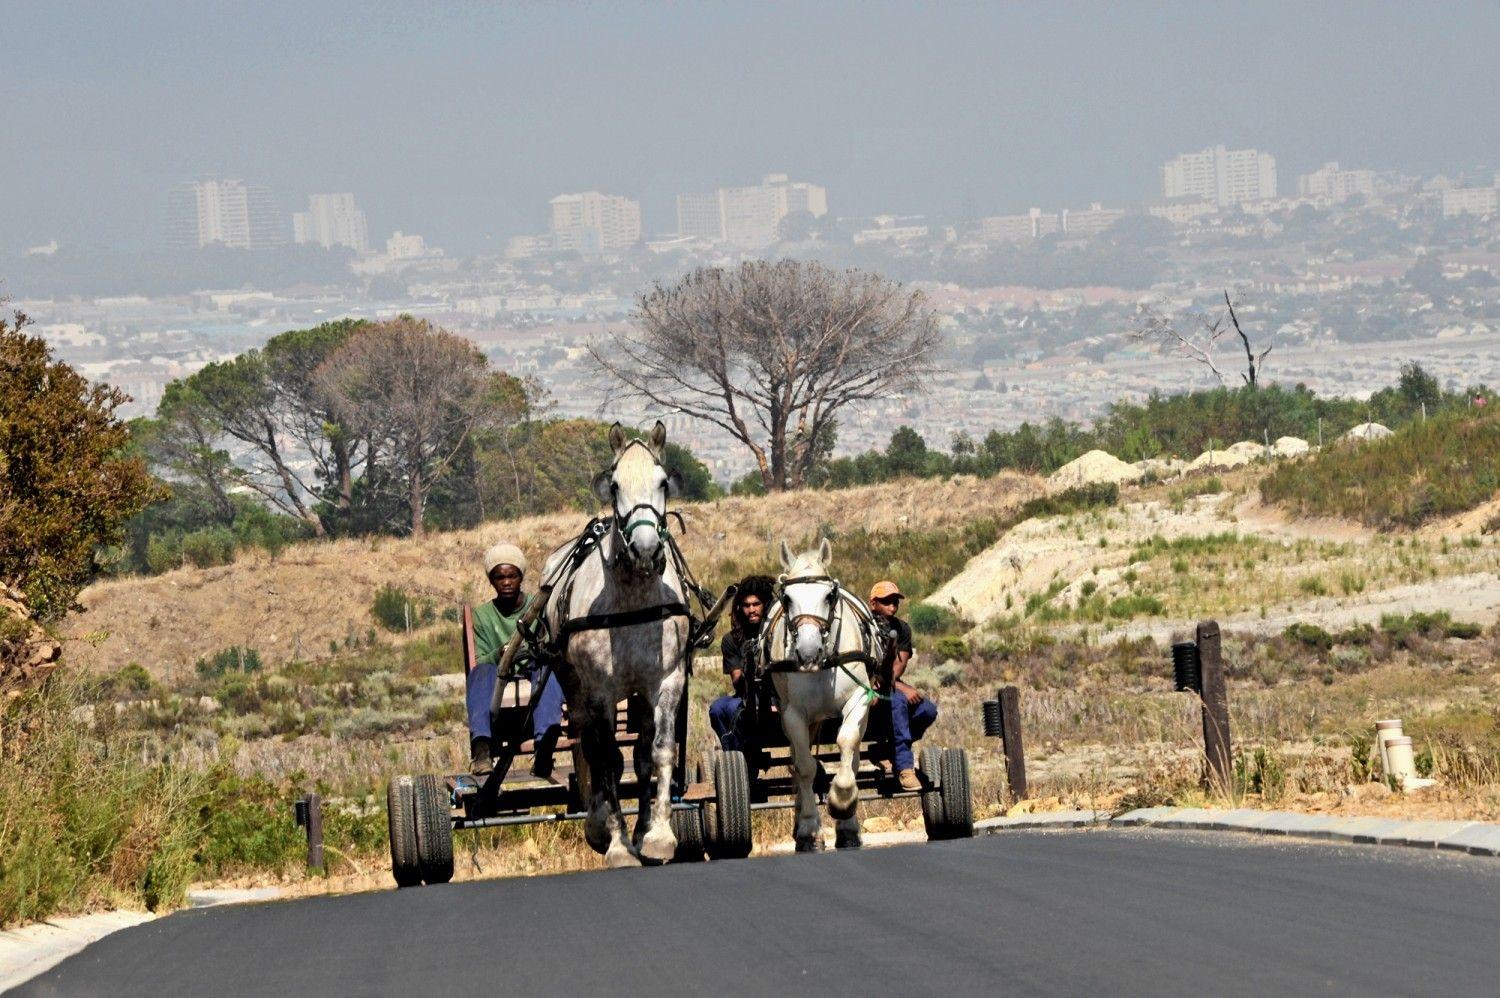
[539,421,690,867]
[764,539,884,852]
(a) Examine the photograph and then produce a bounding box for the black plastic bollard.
[294,792,324,871]
[1172,641,1202,694]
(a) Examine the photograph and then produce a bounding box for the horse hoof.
[639,827,677,865]
[835,833,862,851]
[794,836,822,854]
[605,844,642,869]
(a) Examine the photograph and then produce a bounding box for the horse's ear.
[665,468,683,498]
[607,422,627,455]
[591,470,613,506]
[648,420,667,457]
[818,536,832,566]
[779,540,794,571]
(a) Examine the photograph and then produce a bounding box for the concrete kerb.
[1107,807,1500,857]
[976,810,1109,834]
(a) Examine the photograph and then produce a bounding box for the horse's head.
[592,420,683,575]
[777,538,838,667]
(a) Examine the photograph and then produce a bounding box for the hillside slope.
[66,473,1041,679]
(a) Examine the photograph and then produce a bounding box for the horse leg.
[638,668,685,864]
[630,698,654,851]
[581,697,637,867]
[828,695,869,820]
[782,706,822,852]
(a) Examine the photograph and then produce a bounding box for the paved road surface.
[16,831,1500,996]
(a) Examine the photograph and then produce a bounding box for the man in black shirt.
[867,580,938,791]
[708,575,776,752]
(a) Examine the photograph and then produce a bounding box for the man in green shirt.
[465,541,564,781]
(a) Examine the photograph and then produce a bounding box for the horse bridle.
[775,573,842,647]
[605,442,670,549]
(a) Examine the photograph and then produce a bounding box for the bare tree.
[316,317,510,535]
[1130,290,1273,388]
[591,260,942,491]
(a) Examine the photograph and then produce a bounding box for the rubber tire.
[918,746,945,841]
[697,759,720,855]
[938,748,974,840]
[414,774,455,884]
[709,750,753,860]
[387,775,422,888]
[670,806,706,862]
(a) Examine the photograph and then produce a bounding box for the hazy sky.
[5,1,1498,255]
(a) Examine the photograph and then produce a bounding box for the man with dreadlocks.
[707,574,776,753]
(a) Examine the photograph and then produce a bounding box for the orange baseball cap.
[869,580,904,601]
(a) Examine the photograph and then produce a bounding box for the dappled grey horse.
[539,422,690,867]
[763,539,885,852]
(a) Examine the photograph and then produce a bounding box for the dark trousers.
[466,662,565,763]
[868,694,938,771]
[709,694,749,751]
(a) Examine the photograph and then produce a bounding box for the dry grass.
[66,472,1041,681]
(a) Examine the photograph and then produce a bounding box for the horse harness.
[517,515,719,672]
[758,574,890,702]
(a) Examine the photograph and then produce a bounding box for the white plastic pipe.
[1375,719,1404,776]
[1385,736,1418,790]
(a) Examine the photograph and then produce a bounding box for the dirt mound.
[1344,422,1393,442]
[1187,441,1262,471]
[1049,450,1145,489]
[1134,457,1187,479]
[1273,436,1310,457]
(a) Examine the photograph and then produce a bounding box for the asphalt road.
[15,831,1500,997]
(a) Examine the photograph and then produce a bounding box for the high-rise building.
[292,193,369,252]
[167,178,284,250]
[1161,146,1277,206]
[676,191,726,241]
[549,191,642,253]
[674,174,829,247]
[1297,163,1375,201]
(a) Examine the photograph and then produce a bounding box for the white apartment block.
[1161,146,1277,206]
[1062,204,1127,236]
[1442,186,1499,218]
[167,178,284,250]
[1147,198,1217,225]
[292,193,369,252]
[674,173,828,247]
[1297,162,1375,201]
[549,191,642,253]
[979,208,1060,243]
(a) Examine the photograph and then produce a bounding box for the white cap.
[483,542,527,576]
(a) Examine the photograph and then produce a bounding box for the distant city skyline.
[4,3,1497,256]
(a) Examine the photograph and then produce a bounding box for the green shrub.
[1105,594,1165,619]
[179,527,237,569]
[371,584,436,632]
[1284,622,1334,651]
[145,532,182,574]
[195,646,262,679]
[933,636,970,661]
[91,662,157,701]
[908,603,956,634]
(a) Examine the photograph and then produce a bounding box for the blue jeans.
[709,694,749,751]
[466,662,564,751]
[870,693,938,771]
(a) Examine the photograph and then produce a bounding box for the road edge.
[977,807,1500,856]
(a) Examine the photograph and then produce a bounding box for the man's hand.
[894,680,923,705]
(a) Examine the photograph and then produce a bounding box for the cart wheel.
[937,748,974,840]
[918,746,945,841]
[414,774,454,884]
[697,758,720,854]
[387,775,422,887]
[670,806,706,862]
[708,750,752,860]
